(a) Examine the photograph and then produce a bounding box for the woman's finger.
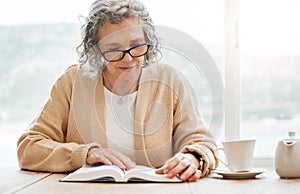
[187,170,202,182]
[161,153,184,173]
[110,149,136,169]
[166,158,190,178]
[178,163,198,181]
[155,167,165,174]
[93,152,112,165]
[87,148,134,169]
[103,152,127,169]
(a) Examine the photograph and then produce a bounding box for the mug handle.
[215,147,228,167]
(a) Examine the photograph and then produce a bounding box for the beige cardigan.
[17,63,218,176]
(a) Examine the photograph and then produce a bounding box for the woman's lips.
[118,65,136,71]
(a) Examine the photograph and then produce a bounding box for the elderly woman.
[17,0,218,182]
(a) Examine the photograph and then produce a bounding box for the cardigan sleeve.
[17,65,100,172]
[171,71,219,177]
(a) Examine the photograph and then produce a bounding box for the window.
[239,0,300,157]
[225,0,300,162]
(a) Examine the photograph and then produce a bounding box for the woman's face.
[97,16,146,81]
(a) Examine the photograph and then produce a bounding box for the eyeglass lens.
[102,44,149,62]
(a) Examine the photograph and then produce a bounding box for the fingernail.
[120,164,126,169]
[180,175,186,180]
[128,163,135,169]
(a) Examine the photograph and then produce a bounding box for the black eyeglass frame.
[98,43,150,62]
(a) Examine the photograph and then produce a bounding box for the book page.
[124,165,182,182]
[61,165,124,182]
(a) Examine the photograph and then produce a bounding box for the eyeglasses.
[98,43,150,62]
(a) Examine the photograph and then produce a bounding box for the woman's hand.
[155,153,202,182]
[86,147,136,170]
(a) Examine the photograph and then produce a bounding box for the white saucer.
[213,168,266,179]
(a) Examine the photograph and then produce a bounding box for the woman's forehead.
[97,17,145,45]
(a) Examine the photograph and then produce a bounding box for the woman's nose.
[122,52,133,62]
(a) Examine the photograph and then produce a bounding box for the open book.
[60,165,182,183]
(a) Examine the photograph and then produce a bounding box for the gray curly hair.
[76,0,161,77]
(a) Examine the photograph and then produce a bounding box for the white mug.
[216,139,256,172]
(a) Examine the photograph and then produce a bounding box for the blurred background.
[1,0,300,167]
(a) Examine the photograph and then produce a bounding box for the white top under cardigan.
[103,86,137,162]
